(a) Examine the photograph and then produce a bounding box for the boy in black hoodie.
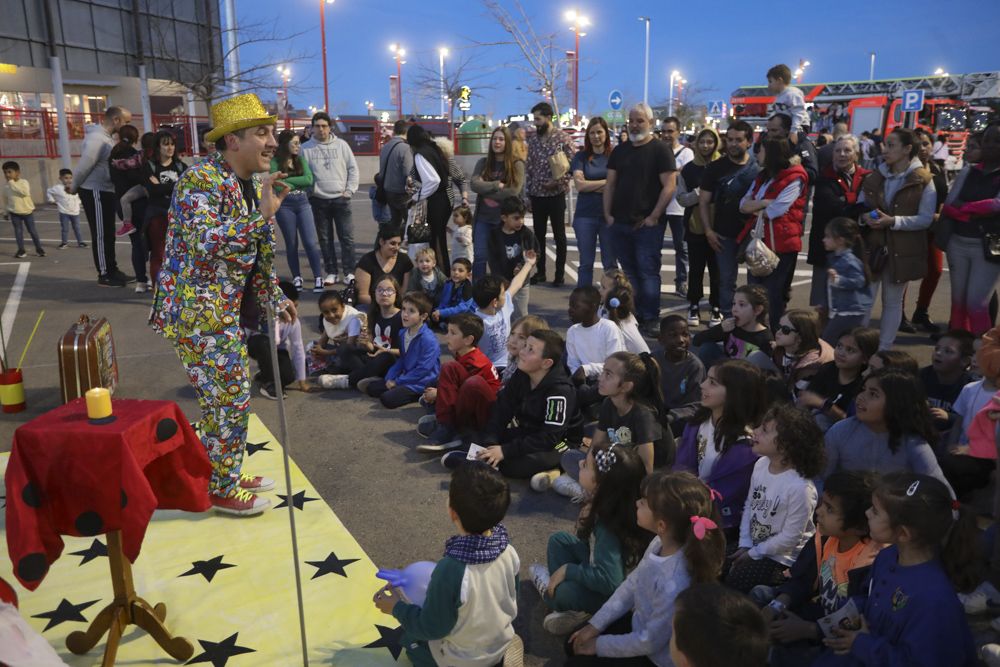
[442,329,581,479]
[488,197,538,319]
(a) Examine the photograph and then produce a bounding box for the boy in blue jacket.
[433,258,475,330]
[362,291,441,408]
[374,461,520,667]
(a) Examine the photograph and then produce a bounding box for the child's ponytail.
[875,473,981,592]
[609,351,667,422]
[604,284,636,325]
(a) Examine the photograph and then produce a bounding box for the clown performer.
[150,94,297,516]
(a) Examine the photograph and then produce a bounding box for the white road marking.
[1,262,30,353]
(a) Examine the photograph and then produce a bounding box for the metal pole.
[263,300,310,667]
[396,56,403,119]
[222,0,240,94]
[642,18,650,105]
[439,51,446,118]
[869,52,876,82]
[668,73,674,118]
[49,56,72,169]
[574,30,580,117]
[138,64,153,133]
[283,77,290,130]
[186,90,199,155]
[320,0,329,113]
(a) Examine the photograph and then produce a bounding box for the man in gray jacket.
[70,106,133,286]
[379,119,413,226]
[301,112,359,286]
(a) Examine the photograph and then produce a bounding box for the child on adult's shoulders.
[373,461,521,667]
[416,312,501,453]
[433,257,475,329]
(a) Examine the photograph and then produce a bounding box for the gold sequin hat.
[204,93,277,143]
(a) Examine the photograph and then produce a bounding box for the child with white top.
[47,168,86,248]
[599,270,649,354]
[448,204,474,264]
[726,403,824,594]
[567,471,725,666]
[568,285,627,418]
[767,64,807,140]
[308,290,363,375]
[472,253,536,375]
[248,280,306,399]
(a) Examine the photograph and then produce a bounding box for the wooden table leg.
[64,530,194,664]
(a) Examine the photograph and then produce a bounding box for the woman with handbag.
[470,126,524,277]
[405,125,452,272]
[858,127,937,350]
[938,122,1000,335]
[738,138,809,330]
[807,135,870,311]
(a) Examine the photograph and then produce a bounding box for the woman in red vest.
[738,138,810,329]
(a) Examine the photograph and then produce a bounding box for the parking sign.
[901,89,925,113]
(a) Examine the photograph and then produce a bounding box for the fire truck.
[730,72,1000,169]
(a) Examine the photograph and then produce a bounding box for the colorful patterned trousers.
[172,328,250,497]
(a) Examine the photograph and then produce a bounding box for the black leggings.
[531,195,567,280]
[686,231,719,308]
[247,334,295,388]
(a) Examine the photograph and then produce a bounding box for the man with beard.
[525,102,575,286]
[151,93,297,516]
[698,120,760,313]
[603,103,678,335]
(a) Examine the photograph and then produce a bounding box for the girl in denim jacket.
[822,217,873,345]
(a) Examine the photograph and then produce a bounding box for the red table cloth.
[5,398,211,590]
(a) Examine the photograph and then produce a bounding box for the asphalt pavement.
[0,194,950,665]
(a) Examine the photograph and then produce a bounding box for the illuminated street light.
[565,9,590,121]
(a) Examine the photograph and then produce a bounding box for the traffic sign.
[608,90,623,111]
[901,89,925,113]
[707,100,726,117]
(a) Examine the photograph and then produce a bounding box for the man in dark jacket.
[379,119,413,226]
[443,329,581,479]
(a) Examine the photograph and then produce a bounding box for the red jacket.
[457,347,501,392]
[739,164,809,254]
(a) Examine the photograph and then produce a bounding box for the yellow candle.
[85,387,112,419]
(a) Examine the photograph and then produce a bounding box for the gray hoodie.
[300,135,359,200]
[72,123,114,192]
[859,156,936,231]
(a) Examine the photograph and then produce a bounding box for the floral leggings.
[173,328,251,498]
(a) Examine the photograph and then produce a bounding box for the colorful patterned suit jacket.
[150,152,283,342]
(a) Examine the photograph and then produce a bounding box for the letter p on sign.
[901,90,924,113]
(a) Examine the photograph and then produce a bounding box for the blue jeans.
[59,213,84,245]
[748,251,798,330]
[309,196,355,275]
[717,235,741,315]
[9,213,41,253]
[608,221,667,322]
[276,192,323,280]
[572,215,615,287]
[472,218,498,279]
[665,214,688,287]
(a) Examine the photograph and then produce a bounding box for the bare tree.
[408,49,498,132]
[656,80,716,128]
[479,0,567,121]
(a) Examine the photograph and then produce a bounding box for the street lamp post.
[276,65,291,129]
[439,47,448,118]
[794,59,811,83]
[638,17,650,104]
[869,51,876,82]
[389,44,406,119]
[564,9,589,120]
[668,70,681,117]
[319,0,334,113]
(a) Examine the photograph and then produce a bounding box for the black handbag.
[982,219,1000,264]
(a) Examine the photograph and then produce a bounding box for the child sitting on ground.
[920,329,975,433]
[360,291,440,408]
[407,246,447,306]
[488,197,538,319]
[374,462,520,667]
[726,404,824,594]
[693,284,773,366]
[444,329,581,478]
[654,314,706,437]
[416,313,501,453]
[530,441,651,636]
[670,583,768,667]
[566,471,725,665]
[499,314,549,387]
[812,473,977,667]
[448,204,474,264]
[473,253,536,375]
[797,327,879,432]
[760,471,883,666]
[308,290,363,375]
[602,276,649,354]
[866,349,920,375]
[248,280,307,399]
[750,308,833,400]
[567,285,626,416]
[433,257,475,329]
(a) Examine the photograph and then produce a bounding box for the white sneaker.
[343,272,355,284]
[983,644,1000,667]
[976,581,1000,607]
[133,281,148,294]
[318,374,349,390]
[530,469,560,492]
[323,273,338,286]
[543,610,592,636]
[709,308,724,327]
[528,563,550,598]
[959,590,988,615]
[314,277,324,293]
[292,276,303,289]
[687,305,700,327]
[552,474,588,503]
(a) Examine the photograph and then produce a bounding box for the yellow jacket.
[3,179,34,215]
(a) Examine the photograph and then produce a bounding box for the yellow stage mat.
[1,414,408,666]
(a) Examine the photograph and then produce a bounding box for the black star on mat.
[274,490,318,511]
[306,552,359,579]
[186,632,255,666]
[245,440,272,456]
[179,555,236,583]
[32,598,100,631]
[363,624,405,660]
[69,538,108,565]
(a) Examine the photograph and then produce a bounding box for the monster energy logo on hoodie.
[544,396,567,425]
